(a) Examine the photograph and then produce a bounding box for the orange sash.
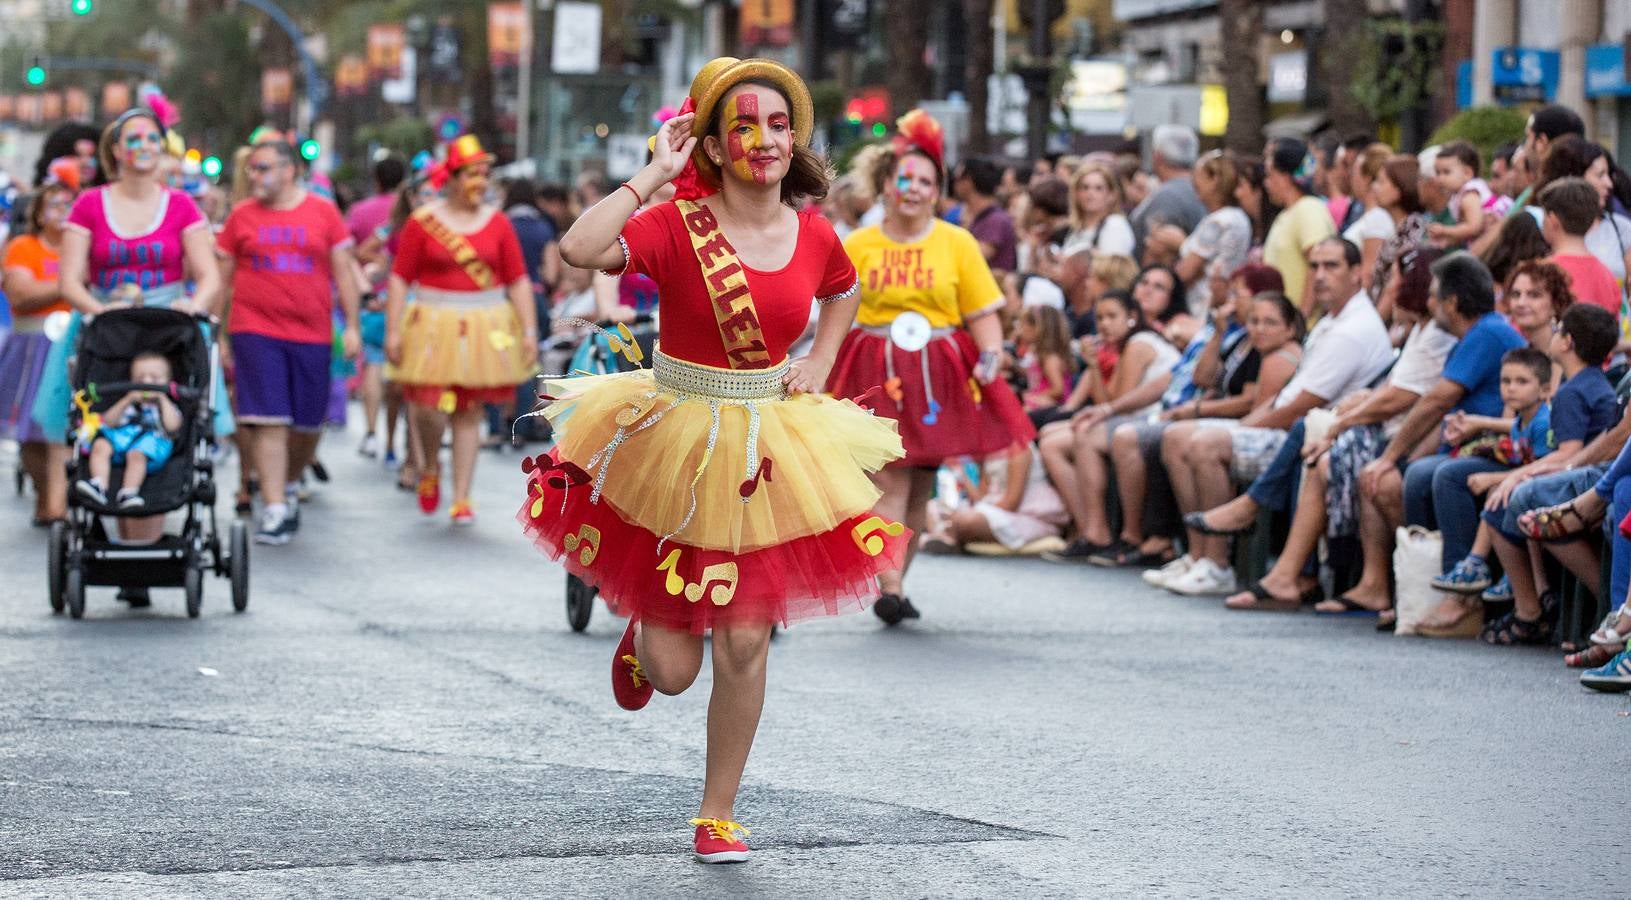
[413,207,496,290]
[674,199,771,370]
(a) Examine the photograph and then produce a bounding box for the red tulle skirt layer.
[518,450,910,635]
[403,383,516,412]
[825,328,1036,467]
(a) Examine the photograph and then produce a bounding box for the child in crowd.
[1428,142,1492,248]
[1015,304,1074,414]
[74,351,182,509]
[1435,306,1621,594]
[1540,177,1624,314]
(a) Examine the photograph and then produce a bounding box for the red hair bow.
[668,96,715,202]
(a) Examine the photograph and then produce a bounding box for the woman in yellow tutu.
[523,58,908,862]
[385,135,538,524]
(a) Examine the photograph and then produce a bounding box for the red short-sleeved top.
[216,194,352,344]
[391,208,527,291]
[611,202,858,368]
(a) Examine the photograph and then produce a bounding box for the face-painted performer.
[824,109,1037,624]
[383,134,540,525]
[525,57,908,863]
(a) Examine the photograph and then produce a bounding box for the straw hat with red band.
[685,56,814,188]
[427,134,495,191]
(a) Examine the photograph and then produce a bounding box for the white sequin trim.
[816,279,860,305]
[601,235,631,276]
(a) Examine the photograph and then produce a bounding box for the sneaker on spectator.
[1431,555,1492,593]
[358,433,380,459]
[1481,575,1513,602]
[75,478,107,506]
[1142,555,1195,588]
[1166,558,1237,596]
[255,507,295,546]
[115,488,144,509]
[383,449,400,470]
[1580,647,1631,693]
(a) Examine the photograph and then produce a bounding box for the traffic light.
[201,156,223,179]
[298,139,320,162]
[26,58,45,86]
[70,0,92,14]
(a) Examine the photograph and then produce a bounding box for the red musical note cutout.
[739,457,774,499]
[544,461,591,489]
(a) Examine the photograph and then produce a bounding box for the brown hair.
[1195,150,1238,208]
[1505,258,1576,316]
[706,79,832,205]
[98,109,165,180]
[1538,177,1602,235]
[1354,143,1393,189]
[1020,304,1073,366]
[1437,141,1482,175]
[25,182,74,234]
[1380,155,1424,214]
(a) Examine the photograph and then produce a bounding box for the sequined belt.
[652,350,788,401]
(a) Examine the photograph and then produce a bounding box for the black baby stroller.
[46,307,248,619]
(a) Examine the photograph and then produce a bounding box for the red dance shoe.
[611,618,652,711]
[690,818,751,863]
[417,471,440,515]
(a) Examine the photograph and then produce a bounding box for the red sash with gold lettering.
[413,207,496,290]
[674,199,772,370]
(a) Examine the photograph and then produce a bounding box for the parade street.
[0,427,1624,898]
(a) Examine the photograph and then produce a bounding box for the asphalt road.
[0,422,1625,898]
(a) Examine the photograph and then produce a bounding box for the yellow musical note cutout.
[72,389,102,443]
[615,395,656,427]
[437,390,458,414]
[967,377,983,405]
[657,548,686,595]
[489,329,517,351]
[684,563,739,606]
[562,524,601,566]
[851,516,906,556]
[528,482,547,518]
[605,323,645,366]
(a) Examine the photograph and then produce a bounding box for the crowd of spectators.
[907,107,1631,689]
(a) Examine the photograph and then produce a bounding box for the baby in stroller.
[74,351,182,509]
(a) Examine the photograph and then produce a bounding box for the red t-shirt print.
[219,194,352,345]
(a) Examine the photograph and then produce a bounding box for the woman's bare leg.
[1071,423,1114,546]
[1039,423,1090,535]
[698,621,774,821]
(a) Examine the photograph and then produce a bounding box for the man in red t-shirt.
[1541,177,1623,316]
[217,140,361,545]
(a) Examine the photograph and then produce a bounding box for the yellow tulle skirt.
[540,365,903,554]
[396,298,531,389]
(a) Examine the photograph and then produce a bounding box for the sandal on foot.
[1183,510,1255,537]
[1417,606,1484,638]
[1090,543,1175,569]
[1480,610,1552,646]
[1518,496,1602,542]
[1224,581,1312,612]
[1314,595,1384,617]
[1565,643,1620,668]
[1589,611,1631,648]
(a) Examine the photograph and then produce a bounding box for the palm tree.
[1219,0,1263,154]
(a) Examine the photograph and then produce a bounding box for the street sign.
[551,1,601,74]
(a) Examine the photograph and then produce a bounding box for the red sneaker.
[689,818,750,863]
[611,619,652,711]
[449,500,475,526]
[417,471,440,515]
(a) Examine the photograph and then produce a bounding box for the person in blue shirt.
[1427,304,1621,638]
[1362,253,1526,580]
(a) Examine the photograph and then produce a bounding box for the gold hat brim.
[688,57,814,187]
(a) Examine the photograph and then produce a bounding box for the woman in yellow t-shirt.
[827,110,1035,624]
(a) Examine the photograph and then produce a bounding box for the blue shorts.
[231,332,332,431]
[101,423,173,472]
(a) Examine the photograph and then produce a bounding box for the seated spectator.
[1131,263,1197,348]
[1097,265,1283,571]
[1130,125,1206,256]
[1461,304,1623,643]
[1537,136,1631,289]
[1541,177,1622,314]
[953,157,1019,275]
[1015,304,1075,422]
[1365,155,1432,319]
[1338,253,1524,621]
[1038,292,1178,560]
[1172,150,1252,318]
[1480,213,1552,294]
[1213,248,1455,612]
[1427,141,1493,249]
[1173,238,1392,601]
[1341,143,1398,292]
[1062,163,1135,257]
[927,444,1071,556]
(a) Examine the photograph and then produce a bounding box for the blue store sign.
[1585,44,1631,98]
[1492,46,1560,103]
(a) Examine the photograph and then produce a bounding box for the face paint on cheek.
[725,92,768,183]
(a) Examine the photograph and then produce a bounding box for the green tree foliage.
[1427,106,1529,175]
[171,13,262,151]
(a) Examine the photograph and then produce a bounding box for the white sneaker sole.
[1167,580,1237,596]
[254,532,292,546]
[694,850,750,864]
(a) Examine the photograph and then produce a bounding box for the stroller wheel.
[65,568,85,620]
[184,566,203,619]
[229,520,250,612]
[48,521,68,614]
[565,572,596,633]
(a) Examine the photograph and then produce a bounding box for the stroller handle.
[91,381,203,403]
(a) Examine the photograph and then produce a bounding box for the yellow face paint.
[723,90,787,185]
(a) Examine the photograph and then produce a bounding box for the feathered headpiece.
[136,86,185,157]
[45,156,82,192]
[892,109,945,173]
